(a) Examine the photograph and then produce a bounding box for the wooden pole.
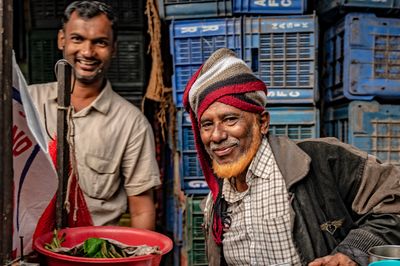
[0,0,13,264]
[56,61,71,229]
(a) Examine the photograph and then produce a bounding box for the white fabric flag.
[12,52,58,257]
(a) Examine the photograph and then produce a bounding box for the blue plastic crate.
[165,194,176,233]
[243,15,318,104]
[180,151,209,194]
[170,18,242,107]
[324,101,400,166]
[318,0,400,20]
[181,111,196,151]
[177,110,209,194]
[269,106,320,139]
[158,0,232,20]
[234,0,307,14]
[182,152,204,178]
[323,13,400,103]
[165,194,184,243]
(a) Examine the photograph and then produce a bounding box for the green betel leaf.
[83,238,106,257]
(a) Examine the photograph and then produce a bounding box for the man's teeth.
[79,60,96,65]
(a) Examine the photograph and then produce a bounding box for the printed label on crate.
[267,89,314,103]
[268,20,313,32]
[183,112,192,124]
[186,180,208,189]
[253,0,294,7]
[180,25,219,34]
[174,19,240,37]
[251,0,303,9]
[249,17,315,33]
[234,0,306,14]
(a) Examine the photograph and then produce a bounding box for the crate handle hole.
[251,48,259,73]
[381,87,385,90]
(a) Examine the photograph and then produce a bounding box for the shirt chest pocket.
[79,154,120,200]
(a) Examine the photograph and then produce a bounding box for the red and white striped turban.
[183,48,268,245]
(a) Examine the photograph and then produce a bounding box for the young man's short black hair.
[62,1,118,41]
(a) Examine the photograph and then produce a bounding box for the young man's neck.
[71,78,106,111]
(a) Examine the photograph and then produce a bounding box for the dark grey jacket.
[204,136,400,266]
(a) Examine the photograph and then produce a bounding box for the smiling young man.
[27,1,160,230]
[183,48,400,266]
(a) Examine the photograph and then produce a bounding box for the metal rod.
[56,61,72,229]
[19,236,24,261]
[0,0,14,264]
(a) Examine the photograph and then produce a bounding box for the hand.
[308,252,357,266]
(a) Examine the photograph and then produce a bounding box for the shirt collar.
[50,80,113,116]
[223,178,247,203]
[89,80,112,115]
[248,136,273,179]
[71,80,112,117]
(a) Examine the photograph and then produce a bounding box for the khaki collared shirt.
[27,81,161,225]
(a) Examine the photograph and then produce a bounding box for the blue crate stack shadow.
[28,0,146,108]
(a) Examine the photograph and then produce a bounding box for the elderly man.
[183,48,400,266]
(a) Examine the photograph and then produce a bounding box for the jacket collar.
[268,135,311,190]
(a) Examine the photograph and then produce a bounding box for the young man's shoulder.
[27,82,57,103]
[27,81,57,92]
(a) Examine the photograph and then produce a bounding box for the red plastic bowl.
[33,226,173,266]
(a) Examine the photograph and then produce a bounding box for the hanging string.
[144,0,175,144]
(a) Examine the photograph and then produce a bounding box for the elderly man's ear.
[260,111,270,135]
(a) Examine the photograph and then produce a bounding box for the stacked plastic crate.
[160,1,318,265]
[162,2,235,265]
[318,2,400,167]
[27,0,147,107]
[242,12,320,139]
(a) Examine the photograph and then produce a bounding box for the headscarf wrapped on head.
[183,48,268,245]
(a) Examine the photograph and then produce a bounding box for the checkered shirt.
[221,138,301,265]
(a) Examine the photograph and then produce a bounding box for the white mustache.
[210,138,239,150]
